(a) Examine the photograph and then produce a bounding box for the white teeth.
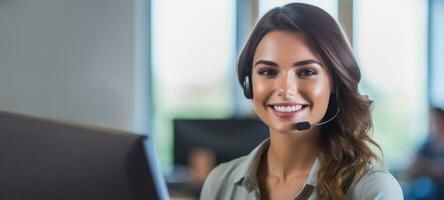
[273,105,303,112]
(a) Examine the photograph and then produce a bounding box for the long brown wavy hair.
[237,3,382,199]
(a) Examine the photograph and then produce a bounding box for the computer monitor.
[173,118,269,166]
[0,111,169,200]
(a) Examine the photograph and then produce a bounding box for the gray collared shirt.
[200,139,403,200]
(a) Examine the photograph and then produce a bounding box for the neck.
[265,127,320,181]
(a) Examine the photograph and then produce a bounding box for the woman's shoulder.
[206,156,248,183]
[202,138,269,187]
[200,139,269,199]
[348,163,404,199]
[199,156,248,199]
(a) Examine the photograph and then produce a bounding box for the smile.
[272,105,304,112]
[268,103,308,118]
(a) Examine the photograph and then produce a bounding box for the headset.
[242,74,253,99]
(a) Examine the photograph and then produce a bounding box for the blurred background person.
[403,107,444,199]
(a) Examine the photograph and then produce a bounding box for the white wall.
[0,0,146,132]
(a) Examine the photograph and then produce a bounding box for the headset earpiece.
[242,74,253,99]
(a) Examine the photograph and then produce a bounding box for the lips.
[268,103,308,118]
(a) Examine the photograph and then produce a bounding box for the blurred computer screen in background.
[167,118,268,198]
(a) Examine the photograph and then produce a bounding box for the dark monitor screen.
[173,118,269,166]
[0,111,168,200]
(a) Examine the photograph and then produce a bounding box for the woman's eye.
[297,69,317,78]
[258,68,277,78]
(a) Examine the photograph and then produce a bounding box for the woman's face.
[252,30,333,134]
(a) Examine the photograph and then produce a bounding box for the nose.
[277,72,297,98]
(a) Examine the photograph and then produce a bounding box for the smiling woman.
[200,3,403,200]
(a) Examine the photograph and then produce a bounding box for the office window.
[430,0,444,109]
[151,0,236,168]
[355,0,428,168]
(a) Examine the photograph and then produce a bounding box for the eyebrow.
[254,59,322,68]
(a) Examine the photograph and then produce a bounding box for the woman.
[201,3,402,200]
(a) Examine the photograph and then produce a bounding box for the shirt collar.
[232,138,320,191]
[232,138,269,192]
[306,158,319,185]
